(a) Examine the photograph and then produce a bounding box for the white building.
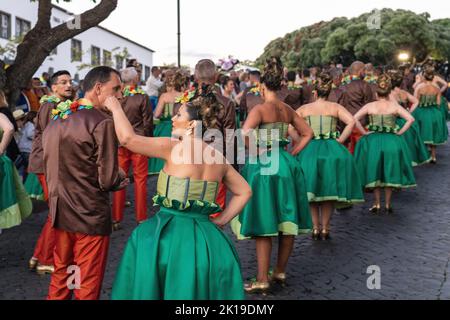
[0,0,155,83]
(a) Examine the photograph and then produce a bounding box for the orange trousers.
[347,128,363,155]
[32,174,55,265]
[112,147,148,223]
[47,229,109,300]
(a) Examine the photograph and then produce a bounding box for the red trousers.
[210,183,227,218]
[216,182,227,210]
[47,229,109,300]
[32,174,55,265]
[347,128,363,155]
[112,147,148,223]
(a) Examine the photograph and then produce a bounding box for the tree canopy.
[256,9,450,69]
[0,0,117,107]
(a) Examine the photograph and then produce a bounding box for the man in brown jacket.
[28,70,73,274]
[44,66,127,300]
[239,70,263,121]
[112,67,153,230]
[278,70,303,110]
[339,61,376,153]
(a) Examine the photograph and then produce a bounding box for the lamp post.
[177,0,181,68]
[398,52,410,62]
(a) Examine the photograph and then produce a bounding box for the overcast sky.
[55,0,450,67]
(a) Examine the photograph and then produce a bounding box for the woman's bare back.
[254,100,294,124]
[298,100,340,118]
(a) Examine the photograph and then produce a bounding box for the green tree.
[256,8,450,70]
[0,0,118,108]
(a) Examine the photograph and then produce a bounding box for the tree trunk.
[1,0,118,109]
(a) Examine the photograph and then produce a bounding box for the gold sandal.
[29,257,38,270]
[269,271,287,286]
[36,264,55,275]
[244,280,270,294]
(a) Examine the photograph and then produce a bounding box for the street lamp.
[177,0,181,68]
[398,52,410,62]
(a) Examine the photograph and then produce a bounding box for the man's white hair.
[121,67,138,83]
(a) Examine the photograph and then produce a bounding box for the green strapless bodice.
[255,122,290,147]
[161,103,174,120]
[305,115,340,140]
[419,95,438,107]
[152,170,221,214]
[367,114,398,133]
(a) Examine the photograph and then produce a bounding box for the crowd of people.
[0,54,449,299]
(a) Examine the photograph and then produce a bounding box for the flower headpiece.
[249,84,261,96]
[175,86,197,104]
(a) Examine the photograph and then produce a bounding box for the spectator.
[16,111,37,181]
[22,79,41,112]
[239,72,250,92]
[145,66,163,111]
[41,72,51,90]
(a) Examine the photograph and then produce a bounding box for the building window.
[145,66,151,81]
[91,46,101,66]
[15,17,31,38]
[115,55,124,70]
[71,39,82,62]
[103,50,112,66]
[0,11,11,39]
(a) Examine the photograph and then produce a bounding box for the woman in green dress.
[0,113,32,230]
[354,74,416,214]
[412,66,447,163]
[388,70,431,166]
[24,173,45,201]
[148,71,185,175]
[293,72,364,240]
[231,57,314,294]
[106,84,252,300]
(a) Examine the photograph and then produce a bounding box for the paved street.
[1,127,450,300]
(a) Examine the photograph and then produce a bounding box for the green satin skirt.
[440,97,450,122]
[111,206,244,300]
[412,105,447,145]
[148,119,172,175]
[231,149,312,239]
[296,139,364,204]
[396,118,431,166]
[0,155,32,229]
[24,172,45,200]
[354,132,416,189]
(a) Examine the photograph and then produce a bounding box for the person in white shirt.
[145,66,164,111]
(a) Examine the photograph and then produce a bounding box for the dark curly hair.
[423,65,435,81]
[376,73,393,98]
[166,70,186,92]
[315,72,333,98]
[186,84,223,132]
[261,56,283,91]
[387,69,404,88]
